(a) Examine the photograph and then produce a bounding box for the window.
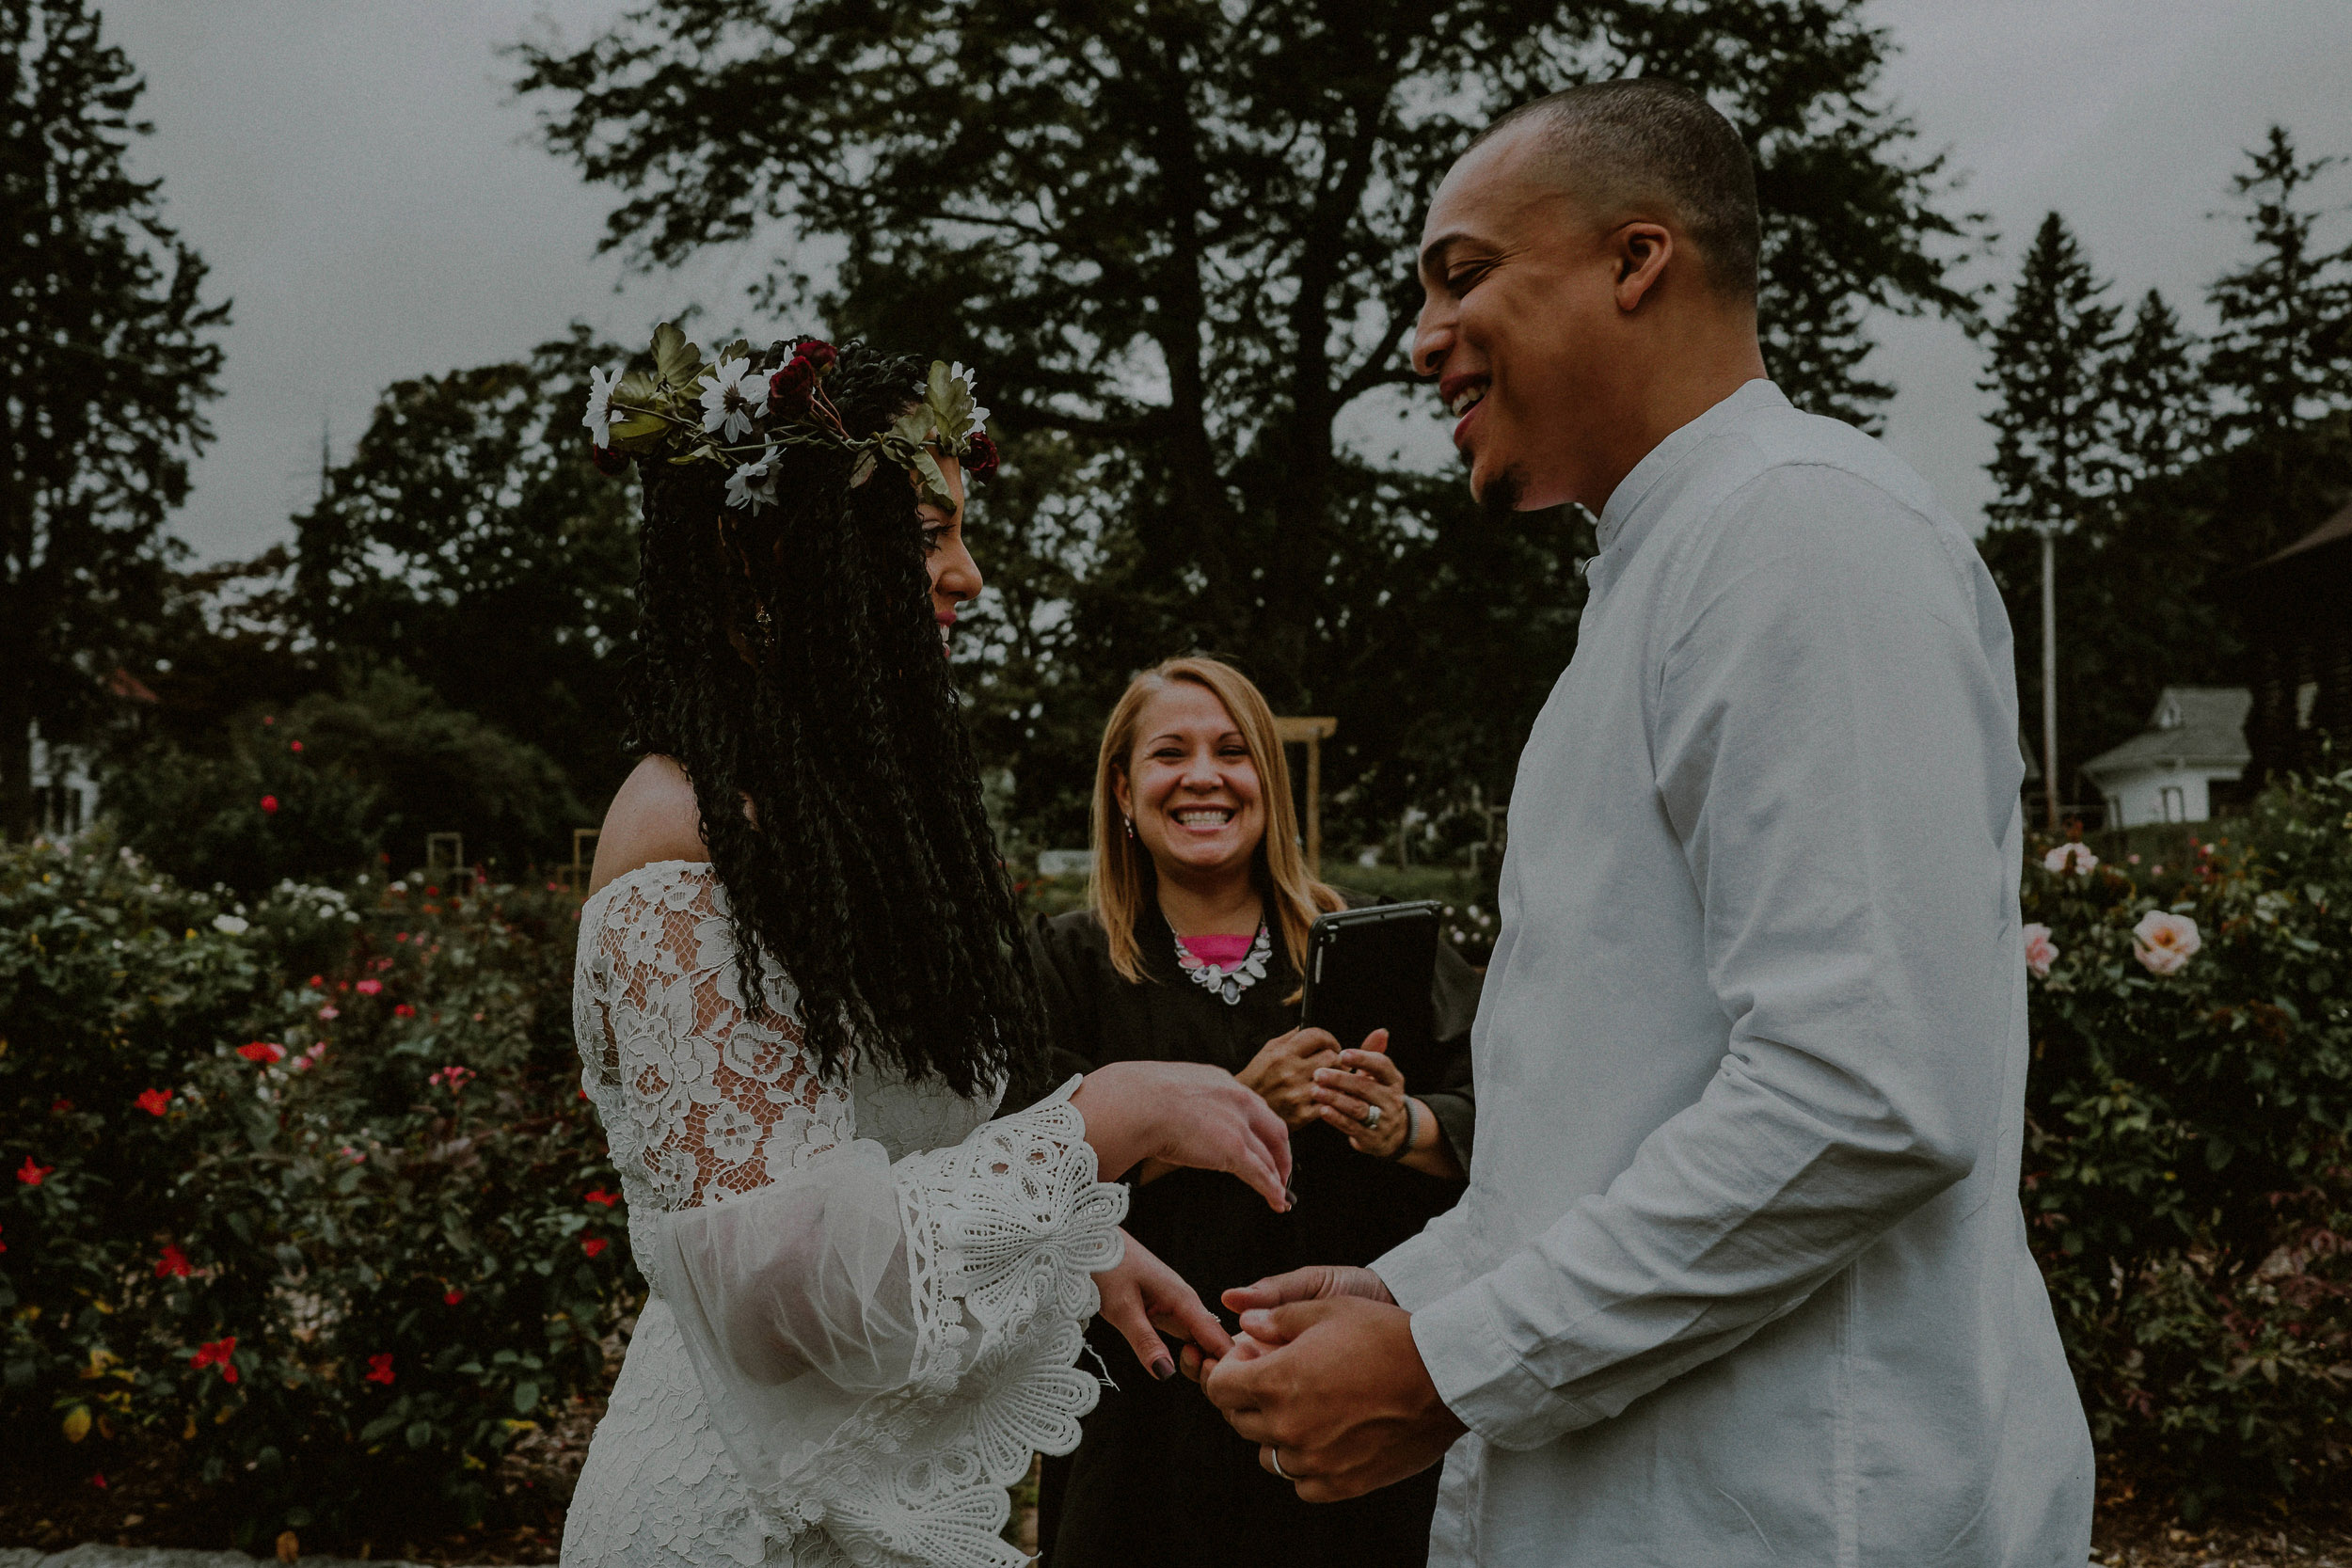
[2160,785,2185,823]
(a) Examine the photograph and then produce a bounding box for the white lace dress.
[561,862,1128,1568]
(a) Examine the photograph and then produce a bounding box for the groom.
[1200,81,2094,1564]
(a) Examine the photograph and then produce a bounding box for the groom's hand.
[1200,1293,1469,1503]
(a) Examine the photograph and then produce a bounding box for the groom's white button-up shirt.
[1373,381,2093,1566]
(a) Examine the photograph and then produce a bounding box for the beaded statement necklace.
[1174,925,1273,1006]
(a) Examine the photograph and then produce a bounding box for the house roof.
[2081,687,2251,783]
[2253,495,2352,568]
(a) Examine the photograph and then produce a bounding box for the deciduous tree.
[518,0,1977,847]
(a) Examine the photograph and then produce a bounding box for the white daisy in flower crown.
[581,364,621,447]
[700,357,769,441]
[580,323,1001,512]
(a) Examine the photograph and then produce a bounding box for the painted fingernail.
[1152,1357,1176,1381]
[1284,1186,1298,1211]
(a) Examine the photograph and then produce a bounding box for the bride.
[562,330,1292,1568]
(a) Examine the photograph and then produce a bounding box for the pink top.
[1178,931,1256,969]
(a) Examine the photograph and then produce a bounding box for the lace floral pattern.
[570,862,1126,1568]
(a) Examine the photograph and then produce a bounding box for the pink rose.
[2022,923,2058,979]
[2132,911,2201,975]
[2042,844,2098,876]
[356,978,382,995]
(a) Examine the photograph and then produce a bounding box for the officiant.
[1024,655,1480,1568]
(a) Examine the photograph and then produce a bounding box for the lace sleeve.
[575,863,1128,1568]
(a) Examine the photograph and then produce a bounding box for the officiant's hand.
[1201,1290,1469,1503]
[1236,1027,1343,1128]
[1094,1228,1233,1381]
[1073,1060,1294,1212]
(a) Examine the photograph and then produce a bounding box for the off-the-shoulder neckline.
[579,858,716,928]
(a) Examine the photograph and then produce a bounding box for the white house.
[2082,687,2252,828]
[30,721,98,840]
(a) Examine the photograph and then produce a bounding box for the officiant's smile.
[1116,682,1266,875]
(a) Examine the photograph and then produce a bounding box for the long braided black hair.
[627,339,1040,1098]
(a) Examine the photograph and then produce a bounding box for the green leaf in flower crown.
[608,410,668,447]
[717,339,751,367]
[926,361,975,441]
[651,322,703,388]
[909,447,950,509]
[889,407,933,451]
[849,451,878,488]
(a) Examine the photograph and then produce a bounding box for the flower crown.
[580,323,999,514]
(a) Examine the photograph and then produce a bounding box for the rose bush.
[2023,768,2352,1513]
[0,833,636,1546]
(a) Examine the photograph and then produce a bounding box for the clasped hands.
[1070,1057,1468,1501]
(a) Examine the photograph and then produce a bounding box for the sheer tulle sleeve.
[574,864,1128,1568]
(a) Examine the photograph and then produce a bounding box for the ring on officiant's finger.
[1269,1447,1294,1481]
[1361,1103,1382,1131]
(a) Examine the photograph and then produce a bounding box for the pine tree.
[1981,214,2123,533]
[0,0,226,838]
[1978,215,2149,813]
[2201,126,2352,564]
[2108,289,2209,488]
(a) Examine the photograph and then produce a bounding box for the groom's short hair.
[1473,80,1760,304]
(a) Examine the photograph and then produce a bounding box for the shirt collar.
[1591,378,1785,576]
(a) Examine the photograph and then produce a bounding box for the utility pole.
[2037,520,2060,832]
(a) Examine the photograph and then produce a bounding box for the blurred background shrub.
[2022,768,2352,1514]
[0,833,633,1549]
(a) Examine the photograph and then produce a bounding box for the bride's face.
[917,455,981,657]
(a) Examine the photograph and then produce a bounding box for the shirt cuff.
[1369,1228,1467,1313]
[1406,1273,1602,1451]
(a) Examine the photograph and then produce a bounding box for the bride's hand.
[1177,1265,1395,1383]
[1072,1060,1293,1212]
[1094,1228,1233,1380]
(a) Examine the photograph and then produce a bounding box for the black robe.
[1021,897,1481,1568]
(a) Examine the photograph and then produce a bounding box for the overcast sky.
[104,0,2352,564]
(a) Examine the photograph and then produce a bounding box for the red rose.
[364,1353,395,1386]
[259,795,278,815]
[961,432,1000,483]
[770,356,816,418]
[444,1288,464,1306]
[582,1237,610,1258]
[796,340,838,374]
[591,444,629,477]
[16,1156,52,1185]
[155,1243,192,1278]
[136,1087,171,1117]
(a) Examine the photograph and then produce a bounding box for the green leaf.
[651,322,703,388]
[405,1419,433,1449]
[513,1380,540,1415]
[926,360,975,438]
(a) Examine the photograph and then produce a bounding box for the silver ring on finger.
[1269,1447,1294,1481]
[1361,1102,1382,1132]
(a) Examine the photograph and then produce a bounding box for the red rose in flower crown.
[961,431,1000,484]
[768,356,817,419]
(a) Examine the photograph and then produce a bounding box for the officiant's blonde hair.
[1089,656,1344,986]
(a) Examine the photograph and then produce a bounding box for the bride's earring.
[1123,816,1136,840]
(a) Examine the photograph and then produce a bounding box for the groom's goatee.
[1478,464,1528,521]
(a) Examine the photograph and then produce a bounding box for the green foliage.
[517,0,1977,849]
[289,328,642,819]
[103,669,587,895]
[0,832,634,1544]
[2021,773,2352,1509]
[0,0,228,836]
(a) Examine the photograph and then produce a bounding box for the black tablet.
[1298,901,1441,1061]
